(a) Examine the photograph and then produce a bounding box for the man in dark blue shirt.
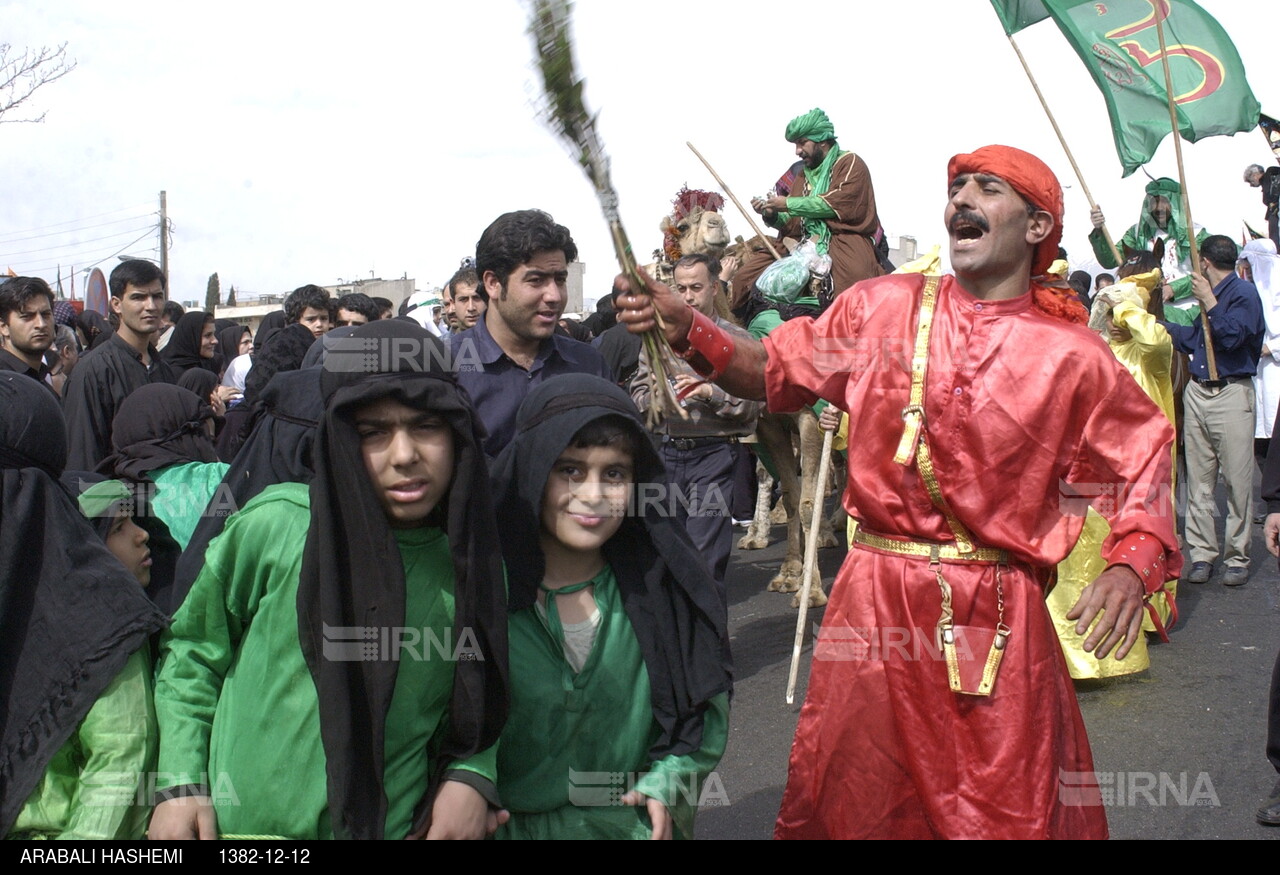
[449,210,609,457]
[1162,235,1265,586]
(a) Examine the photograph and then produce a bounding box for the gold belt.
[852,527,1010,696]
[851,528,1008,564]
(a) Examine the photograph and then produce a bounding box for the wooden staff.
[1006,35,1123,266]
[786,428,834,705]
[687,141,782,262]
[1155,14,1218,381]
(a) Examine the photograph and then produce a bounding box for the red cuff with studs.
[1104,532,1169,594]
[676,309,735,379]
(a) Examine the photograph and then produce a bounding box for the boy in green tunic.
[0,374,167,839]
[149,320,508,840]
[490,374,731,840]
[9,477,158,840]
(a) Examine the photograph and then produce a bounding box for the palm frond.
[526,0,685,427]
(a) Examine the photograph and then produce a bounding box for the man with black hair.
[617,145,1180,839]
[1161,234,1265,586]
[0,276,57,393]
[1095,273,1115,293]
[334,292,380,327]
[370,296,394,320]
[447,265,486,331]
[450,210,609,457]
[284,284,332,338]
[62,260,176,470]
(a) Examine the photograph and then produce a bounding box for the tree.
[205,273,220,312]
[1,42,76,124]
[226,284,237,307]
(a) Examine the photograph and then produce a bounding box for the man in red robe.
[616,145,1180,839]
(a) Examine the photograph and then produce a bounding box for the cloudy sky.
[1,1,1275,310]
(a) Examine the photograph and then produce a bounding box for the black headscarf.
[76,310,113,351]
[97,383,219,482]
[162,311,217,378]
[216,324,249,375]
[0,374,167,835]
[218,323,317,461]
[490,374,731,760]
[173,365,324,611]
[243,323,315,408]
[297,319,508,840]
[253,310,286,355]
[177,367,218,400]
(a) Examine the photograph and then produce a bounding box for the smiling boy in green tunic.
[490,374,731,840]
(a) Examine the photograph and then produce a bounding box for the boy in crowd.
[149,320,508,840]
[490,374,730,839]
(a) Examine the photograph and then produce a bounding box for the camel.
[717,234,839,608]
[644,186,731,289]
[738,410,839,607]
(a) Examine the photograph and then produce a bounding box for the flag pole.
[1155,13,1218,380]
[687,142,783,262]
[1007,35,1122,265]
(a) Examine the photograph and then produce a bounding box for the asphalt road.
[697,495,1280,840]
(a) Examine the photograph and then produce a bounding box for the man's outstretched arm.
[614,269,769,401]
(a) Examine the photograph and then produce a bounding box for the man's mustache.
[949,211,990,234]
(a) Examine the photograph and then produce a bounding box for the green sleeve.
[60,648,156,839]
[783,194,838,220]
[1168,275,1195,303]
[441,742,501,809]
[1162,302,1201,327]
[630,692,729,839]
[153,488,307,793]
[445,741,498,785]
[1088,228,1120,268]
[747,309,783,341]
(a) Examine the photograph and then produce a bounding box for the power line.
[0,224,157,261]
[0,212,157,247]
[0,201,156,242]
[9,231,160,278]
[82,229,162,274]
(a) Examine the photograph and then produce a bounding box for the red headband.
[948,145,1063,276]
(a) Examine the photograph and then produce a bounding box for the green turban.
[1134,177,1192,256]
[785,108,836,144]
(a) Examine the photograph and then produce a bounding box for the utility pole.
[159,190,169,288]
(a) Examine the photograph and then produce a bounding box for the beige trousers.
[1183,379,1255,568]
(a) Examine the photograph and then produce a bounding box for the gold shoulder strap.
[891,275,975,554]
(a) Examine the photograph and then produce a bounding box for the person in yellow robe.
[1049,268,1178,678]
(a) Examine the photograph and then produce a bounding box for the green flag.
[988,0,1050,36]
[1041,0,1260,176]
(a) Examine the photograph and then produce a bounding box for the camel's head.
[660,186,729,262]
